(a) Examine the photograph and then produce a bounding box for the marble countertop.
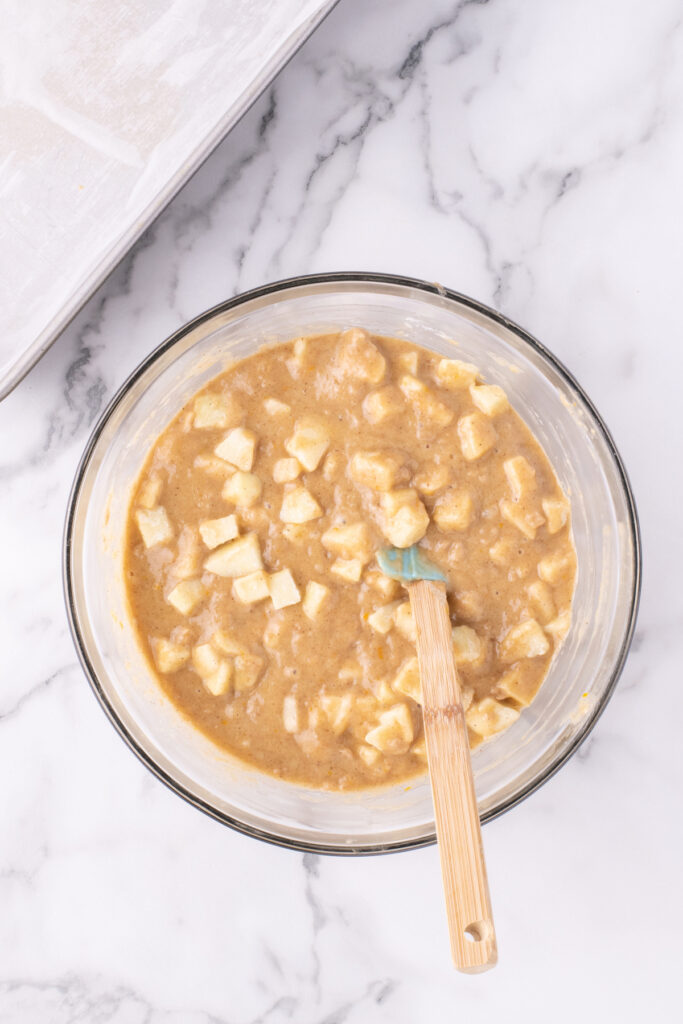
[1,0,680,1019]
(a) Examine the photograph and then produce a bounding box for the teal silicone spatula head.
[376,544,447,584]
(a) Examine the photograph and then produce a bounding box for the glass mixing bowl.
[63,273,641,854]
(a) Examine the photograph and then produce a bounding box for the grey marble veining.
[1,0,681,1020]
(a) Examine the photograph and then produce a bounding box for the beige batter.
[124,329,576,790]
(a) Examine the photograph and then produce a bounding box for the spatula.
[377,545,497,973]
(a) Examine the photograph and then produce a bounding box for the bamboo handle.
[410,579,497,973]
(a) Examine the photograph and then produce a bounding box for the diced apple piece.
[269,569,301,609]
[320,693,353,736]
[500,499,545,540]
[151,638,189,674]
[212,631,247,656]
[493,666,537,707]
[135,507,173,548]
[380,490,430,548]
[397,350,419,375]
[538,550,574,585]
[365,703,414,754]
[322,451,343,481]
[234,653,264,693]
[302,581,330,620]
[330,558,363,583]
[489,538,513,566]
[282,694,299,733]
[362,386,403,424]
[204,533,263,577]
[433,488,474,532]
[337,328,386,383]
[192,643,222,677]
[280,486,322,524]
[172,526,200,579]
[466,697,519,738]
[413,463,450,495]
[284,416,330,472]
[273,457,301,484]
[263,397,291,417]
[457,413,497,461]
[470,384,509,417]
[364,569,399,600]
[222,471,263,508]
[503,456,536,502]
[357,743,382,767]
[499,619,550,663]
[349,450,405,492]
[392,657,421,704]
[199,514,239,549]
[399,375,454,427]
[137,474,163,509]
[411,737,427,759]
[545,609,571,642]
[282,524,308,545]
[436,358,479,389]
[452,625,484,666]
[376,679,396,704]
[395,602,416,643]
[204,662,232,696]
[193,393,243,430]
[367,600,402,635]
[194,453,236,477]
[167,578,206,615]
[542,496,570,534]
[321,522,372,563]
[233,571,270,604]
[527,580,556,623]
[214,427,257,471]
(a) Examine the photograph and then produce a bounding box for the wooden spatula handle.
[410,579,497,973]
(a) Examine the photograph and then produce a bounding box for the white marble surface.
[1,0,681,1019]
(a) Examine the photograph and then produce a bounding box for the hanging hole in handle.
[464,920,491,943]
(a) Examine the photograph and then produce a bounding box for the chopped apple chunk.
[457,413,497,461]
[357,743,382,767]
[263,397,291,417]
[394,602,416,643]
[284,416,330,472]
[413,463,450,495]
[380,490,430,548]
[172,526,200,579]
[280,486,322,524]
[470,384,509,417]
[538,550,574,585]
[273,457,301,483]
[234,653,264,693]
[499,619,550,663]
[336,328,386,383]
[503,456,536,501]
[362,385,403,424]
[167,578,206,615]
[192,644,232,696]
[527,580,556,623]
[436,358,479,389]
[215,426,257,471]
[397,350,419,375]
[493,666,536,707]
[452,625,485,666]
[321,522,372,563]
[233,571,270,604]
[545,609,571,642]
[194,453,236,477]
[367,600,402,635]
[433,489,474,532]
[282,694,299,733]
[330,558,363,583]
[542,496,570,534]
[269,569,301,609]
[282,523,308,545]
[399,374,454,426]
[137,475,163,509]
[302,581,330,620]
[365,703,414,754]
[199,514,239,549]
[320,693,353,735]
[364,569,399,600]
[466,697,519,738]
[204,533,263,577]
[500,499,545,540]
[392,657,421,704]
[151,638,189,674]
[212,631,247,656]
[349,450,405,492]
[193,393,242,430]
[135,506,173,548]
[222,471,263,508]
[489,538,514,566]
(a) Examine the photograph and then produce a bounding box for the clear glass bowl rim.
[63,271,642,856]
